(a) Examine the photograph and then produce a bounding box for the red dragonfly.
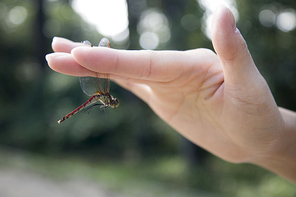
[57,38,119,124]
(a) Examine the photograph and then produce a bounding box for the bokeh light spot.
[139,32,159,49]
[276,9,296,32]
[259,9,276,27]
[7,6,27,26]
[181,14,199,31]
[42,20,61,38]
[137,8,170,49]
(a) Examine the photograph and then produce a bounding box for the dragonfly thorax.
[96,92,119,108]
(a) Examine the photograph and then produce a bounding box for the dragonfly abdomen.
[57,95,101,124]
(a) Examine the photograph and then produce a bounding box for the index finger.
[50,37,215,82]
[72,47,193,82]
[52,37,88,53]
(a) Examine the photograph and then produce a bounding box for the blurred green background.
[0,0,295,196]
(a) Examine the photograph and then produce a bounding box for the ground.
[0,168,125,197]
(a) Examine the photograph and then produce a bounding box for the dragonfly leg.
[100,105,108,117]
[84,104,103,118]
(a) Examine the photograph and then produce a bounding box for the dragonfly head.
[110,98,120,108]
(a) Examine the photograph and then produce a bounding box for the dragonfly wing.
[79,75,101,96]
[103,73,110,93]
[82,40,92,46]
[98,38,111,93]
[98,38,111,48]
[79,38,111,96]
[79,70,110,95]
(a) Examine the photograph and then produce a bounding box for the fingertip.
[218,5,236,32]
[45,52,67,69]
[211,6,260,84]
[45,54,52,68]
[70,46,77,55]
[46,52,68,59]
[71,44,93,54]
[51,37,88,53]
[51,37,66,51]
[70,46,87,60]
[45,53,57,66]
[45,52,82,76]
[211,5,236,40]
[71,46,117,74]
[211,5,241,62]
[52,36,59,44]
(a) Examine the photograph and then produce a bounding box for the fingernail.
[45,53,52,62]
[225,6,236,32]
[45,53,67,62]
[52,36,61,44]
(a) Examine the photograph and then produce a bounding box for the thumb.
[211,6,261,85]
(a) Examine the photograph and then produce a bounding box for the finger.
[211,6,261,84]
[52,37,90,53]
[46,52,160,86]
[71,47,208,82]
[113,79,151,103]
[46,53,91,76]
[45,52,158,90]
[50,37,214,83]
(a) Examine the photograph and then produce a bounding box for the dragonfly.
[57,38,119,124]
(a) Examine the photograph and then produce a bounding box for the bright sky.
[71,0,129,40]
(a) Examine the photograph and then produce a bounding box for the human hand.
[46,6,285,164]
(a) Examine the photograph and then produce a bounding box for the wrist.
[250,107,296,183]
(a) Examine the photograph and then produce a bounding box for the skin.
[46,6,296,183]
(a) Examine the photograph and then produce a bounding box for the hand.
[47,6,296,182]
[46,6,283,163]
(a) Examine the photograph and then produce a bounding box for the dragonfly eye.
[110,98,120,108]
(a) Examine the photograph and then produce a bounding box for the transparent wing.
[79,38,111,96]
[98,37,110,48]
[79,73,109,96]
